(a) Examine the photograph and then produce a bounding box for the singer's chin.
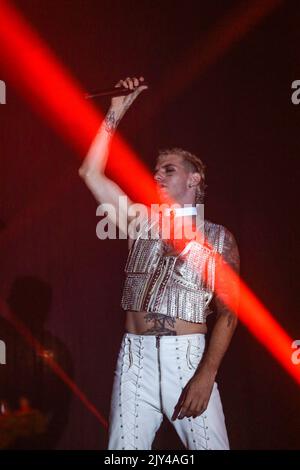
[157,188,170,204]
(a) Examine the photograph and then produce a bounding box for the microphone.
[85,83,148,99]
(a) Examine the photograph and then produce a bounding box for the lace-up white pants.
[107,333,229,450]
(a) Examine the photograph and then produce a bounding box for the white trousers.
[108,333,229,450]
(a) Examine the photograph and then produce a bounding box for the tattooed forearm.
[104,109,119,134]
[194,229,240,374]
[104,88,143,135]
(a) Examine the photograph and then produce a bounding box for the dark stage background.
[0,0,299,450]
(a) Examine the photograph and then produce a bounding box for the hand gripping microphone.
[85,83,148,99]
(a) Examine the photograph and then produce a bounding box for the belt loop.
[186,339,193,369]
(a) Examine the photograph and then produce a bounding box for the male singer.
[79,77,240,450]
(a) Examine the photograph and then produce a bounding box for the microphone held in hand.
[85,83,149,99]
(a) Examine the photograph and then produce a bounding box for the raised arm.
[79,77,148,240]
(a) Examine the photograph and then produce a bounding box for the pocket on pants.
[115,337,134,374]
[186,340,204,370]
[123,337,134,372]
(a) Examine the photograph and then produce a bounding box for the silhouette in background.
[0,275,73,449]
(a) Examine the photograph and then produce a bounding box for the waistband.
[123,332,205,343]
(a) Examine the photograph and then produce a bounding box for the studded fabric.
[121,218,225,323]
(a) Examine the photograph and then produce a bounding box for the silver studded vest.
[121,216,226,323]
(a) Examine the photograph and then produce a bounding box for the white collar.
[163,206,197,218]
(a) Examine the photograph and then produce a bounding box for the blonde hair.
[157,147,206,203]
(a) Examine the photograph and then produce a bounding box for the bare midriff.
[125,310,207,336]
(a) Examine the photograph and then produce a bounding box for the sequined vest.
[121,216,226,323]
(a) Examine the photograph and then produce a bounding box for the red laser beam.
[0,297,108,430]
[0,0,157,205]
[214,256,300,385]
[0,0,157,429]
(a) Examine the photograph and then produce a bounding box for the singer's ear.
[188,172,201,188]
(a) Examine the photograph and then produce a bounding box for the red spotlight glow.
[0,297,108,430]
[214,255,300,385]
[0,0,157,205]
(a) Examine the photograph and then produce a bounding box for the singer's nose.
[154,171,163,183]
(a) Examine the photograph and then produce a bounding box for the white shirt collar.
[163,206,197,218]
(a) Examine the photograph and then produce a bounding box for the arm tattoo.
[104,89,141,134]
[215,229,240,327]
[104,109,119,134]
